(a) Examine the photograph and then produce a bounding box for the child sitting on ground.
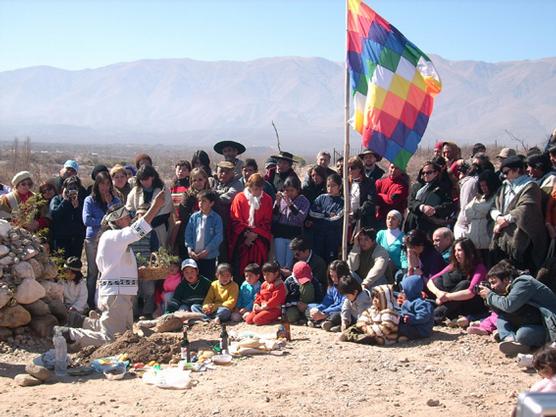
[398,275,434,340]
[232,263,262,322]
[530,345,556,392]
[347,284,399,345]
[284,261,316,324]
[166,259,212,313]
[192,263,238,324]
[62,256,88,314]
[245,261,286,326]
[161,261,182,313]
[306,260,349,332]
[337,274,372,342]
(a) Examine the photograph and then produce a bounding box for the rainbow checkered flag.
[347,0,442,170]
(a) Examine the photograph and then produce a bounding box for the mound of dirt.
[74,322,223,365]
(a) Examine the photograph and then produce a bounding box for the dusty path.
[0,324,535,417]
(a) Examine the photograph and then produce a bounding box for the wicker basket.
[138,252,169,281]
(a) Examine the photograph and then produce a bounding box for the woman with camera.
[50,176,87,258]
[426,237,487,327]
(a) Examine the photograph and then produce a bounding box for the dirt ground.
[0,322,536,417]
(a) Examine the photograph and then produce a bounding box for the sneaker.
[457,316,470,329]
[467,326,489,336]
[493,330,501,342]
[329,325,341,333]
[499,340,531,357]
[444,318,459,328]
[516,353,535,368]
[213,317,221,325]
[307,321,317,328]
[321,321,333,332]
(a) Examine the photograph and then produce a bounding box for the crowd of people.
[2,139,556,363]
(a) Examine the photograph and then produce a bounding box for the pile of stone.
[0,219,65,340]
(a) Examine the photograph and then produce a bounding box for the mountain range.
[0,55,554,151]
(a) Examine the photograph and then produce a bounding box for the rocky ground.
[0,323,536,417]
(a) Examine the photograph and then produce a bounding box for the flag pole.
[341,0,351,261]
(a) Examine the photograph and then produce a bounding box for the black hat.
[91,164,109,180]
[358,149,383,162]
[213,140,246,155]
[500,155,525,171]
[64,256,82,271]
[270,151,295,163]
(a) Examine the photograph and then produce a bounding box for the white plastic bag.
[142,368,192,390]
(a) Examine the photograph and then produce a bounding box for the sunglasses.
[421,170,435,176]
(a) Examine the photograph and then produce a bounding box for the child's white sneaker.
[516,353,534,368]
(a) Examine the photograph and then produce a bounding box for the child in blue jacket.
[306,260,350,332]
[398,275,434,340]
[185,190,223,279]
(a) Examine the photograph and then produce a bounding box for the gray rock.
[25,362,52,381]
[30,314,58,338]
[28,258,44,279]
[41,281,64,301]
[15,278,45,304]
[0,244,9,258]
[0,326,12,341]
[0,285,12,309]
[13,261,35,280]
[45,298,68,324]
[14,373,42,387]
[41,263,59,281]
[22,246,39,261]
[0,304,32,328]
[24,299,51,317]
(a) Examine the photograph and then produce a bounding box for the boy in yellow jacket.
[192,263,239,324]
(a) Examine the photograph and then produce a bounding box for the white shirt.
[195,214,207,252]
[96,218,152,297]
[62,279,88,313]
[350,181,361,214]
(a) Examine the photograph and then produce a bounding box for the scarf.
[385,228,402,245]
[415,181,433,201]
[244,188,261,227]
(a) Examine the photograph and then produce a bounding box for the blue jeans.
[274,237,294,269]
[497,316,546,348]
[191,304,232,322]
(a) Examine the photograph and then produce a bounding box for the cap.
[181,258,198,270]
[64,160,79,172]
[500,155,525,170]
[11,171,32,187]
[496,148,517,159]
[64,256,82,271]
[292,261,312,285]
[216,161,236,170]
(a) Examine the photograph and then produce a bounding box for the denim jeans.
[274,237,294,269]
[497,316,546,348]
[84,236,100,309]
[190,304,232,322]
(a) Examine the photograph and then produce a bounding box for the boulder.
[41,281,64,301]
[0,305,31,328]
[0,327,12,341]
[15,278,45,304]
[41,262,58,280]
[23,299,51,317]
[14,373,42,387]
[45,298,68,324]
[25,362,52,382]
[0,220,12,239]
[13,261,35,280]
[0,285,12,309]
[29,314,58,338]
[0,255,13,267]
[28,259,44,281]
[0,245,9,258]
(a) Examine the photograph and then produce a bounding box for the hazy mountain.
[0,55,554,151]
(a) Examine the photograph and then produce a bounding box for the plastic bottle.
[53,328,67,376]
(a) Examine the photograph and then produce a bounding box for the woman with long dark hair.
[82,171,121,308]
[191,150,212,177]
[427,237,488,326]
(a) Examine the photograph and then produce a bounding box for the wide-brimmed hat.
[358,149,383,162]
[270,151,295,163]
[213,140,246,155]
[64,256,82,272]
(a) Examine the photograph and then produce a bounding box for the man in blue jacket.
[479,260,556,356]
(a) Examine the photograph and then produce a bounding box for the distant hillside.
[0,55,554,150]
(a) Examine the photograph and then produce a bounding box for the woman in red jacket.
[229,173,273,280]
[375,163,409,229]
[245,262,286,325]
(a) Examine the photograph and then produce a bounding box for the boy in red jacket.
[375,164,409,228]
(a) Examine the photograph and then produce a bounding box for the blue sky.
[0,0,554,71]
